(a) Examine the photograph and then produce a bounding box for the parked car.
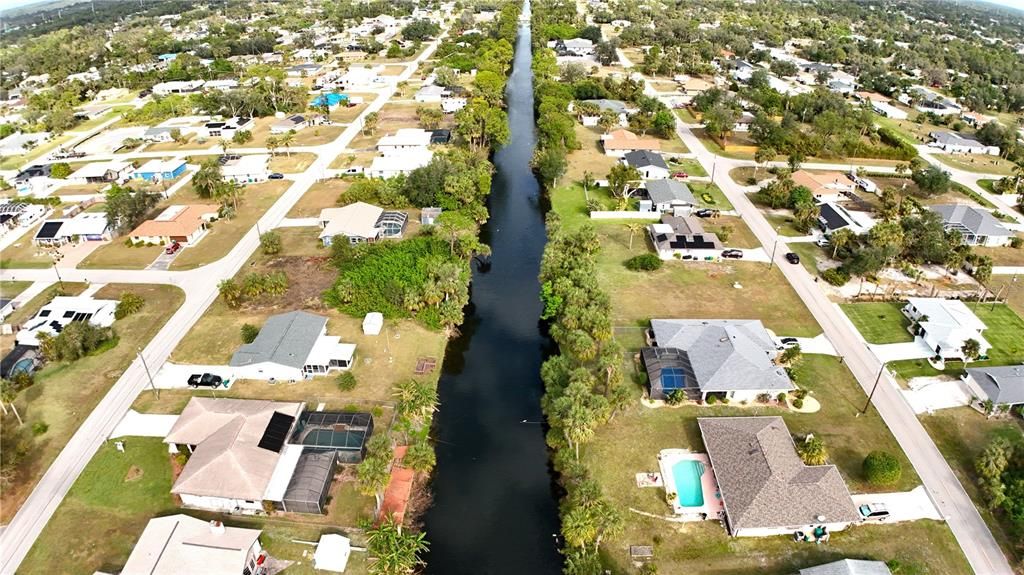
[778,337,799,349]
[721,249,744,259]
[785,252,800,264]
[268,172,284,180]
[164,241,181,255]
[139,89,152,97]
[695,208,718,218]
[673,171,689,179]
[858,503,890,522]
[187,373,224,389]
[341,166,364,176]
[814,236,831,247]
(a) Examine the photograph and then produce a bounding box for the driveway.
[901,377,973,414]
[852,486,944,523]
[778,334,837,356]
[868,339,935,362]
[147,248,181,271]
[152,362,235,389]
[109,409,179,439]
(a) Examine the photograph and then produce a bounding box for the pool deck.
[657,449,725,521]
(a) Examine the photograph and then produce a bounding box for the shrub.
[821,267,850,286]
[259,231,282,255]
[625,253,663,271]
[792,397,804,409]
[666,389,686,405]
[337,371,357,392]
[863,450,902,486]
[240,323,260,343]
[777,392,788,403]
[705,395,718,405]
[31,422,48,436]
[793,388,808,400]
[796,435,827,464]
[756,393,771,403]
[50,162,71,179]
[1011,237,1023,249]
[114,292,145,319]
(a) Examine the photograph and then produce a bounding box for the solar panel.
[661,367,687,390]
[257,411,295,453]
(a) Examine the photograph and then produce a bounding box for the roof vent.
[209,520,226,535]
[815,515,825,522]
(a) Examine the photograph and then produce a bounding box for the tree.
[607,163,640,198]
[532,146,567,188]
[626,223,645,250]
[796,435,828,465]
[416,106,443,130]
[473,70,506,105]
[753,146,775,176]
[403,439,436,473]
[278,130,296,157]
[218,279,243,308]
[830,227,855,258]
[240,323,260,343]
[779,344,802,366]
[703,103,739,146]
[911,165,952,196]
[434,211,477,256]
[105,183,160,236]
[363,111,380,136]
[50,162,71,179]
[366,516,429,575]
[962,338,982,361]
[193,160,225,199]
[114,292,145,319]
[232,129,252,145]
[863,451,902,486]
[976,437,1013,509]
[259,231,282,255]
[454,99,509,152]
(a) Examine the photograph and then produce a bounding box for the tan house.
[129,204,219,245]
[601,129,662,157]
[791,170,856,195]
[121,514,264,575]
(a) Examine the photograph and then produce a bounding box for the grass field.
[0,223,59,268]
[269,152,317,173]
[921,408,1024,564]
[0,284,184,523]
[933,153,1018,176]
[564,124,619,184]
[990,275,1024,318]
[0,280,31,300]
[78,241,163,269]
[840,302,914,344]
[666,157,707,177]
[974,243,1024,267]
[583,354,965,575]
[688,181,733,210]
[289,178,352,217]
[729,166,774,186]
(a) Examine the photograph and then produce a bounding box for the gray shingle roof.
[645,179,696,206]
[586,99,629,115]
[929,204,1011,238]
[650,319,793,393]
[800,559,892,575]
[624,150,668,170]
[929,131,983,148]
[699,417,860,533]
[966,365,1024,405]
[230,311,326,369]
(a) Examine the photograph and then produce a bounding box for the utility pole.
[53,261,65,291]
[137,348,159,398]
[767,225,782,270]
[860,362,887,416]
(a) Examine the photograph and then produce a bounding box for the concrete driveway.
[152,362,236,389]
[869,339,935,362]
[785,334,838,356]
[852,486,944,523]
[109,409,179,439]
[901,377,973,414]
[147,248,181,271]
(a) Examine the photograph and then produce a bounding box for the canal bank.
[422,2,564,573]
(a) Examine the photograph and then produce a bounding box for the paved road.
[0,32,445,573]
[675,118,1014,575]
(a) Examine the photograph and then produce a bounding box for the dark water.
[421,7,564,575]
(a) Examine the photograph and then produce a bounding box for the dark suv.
[187,373,224,388]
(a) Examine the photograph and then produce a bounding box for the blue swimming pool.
[672,460,705,507]
[310,92,348,107]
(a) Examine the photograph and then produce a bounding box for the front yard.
[840,302,914,344]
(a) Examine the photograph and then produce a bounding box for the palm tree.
[754,146,776,178]
[581,171,594,200]
[366,516,428,575]
[363,111,380,136]
[561,506,597,549]
[265,136,279,156]
[830,228,854,258]
[192,160,224,199]
[626,223,644,250]
[278,130,295,157]
[357,452,391,511]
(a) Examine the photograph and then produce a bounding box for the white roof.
[307,335,356,366]
[121,514,260,575]
[262,443,305,501]
[137,158,186,173]
[70,160,133,180]
[907,298,986,332]
[320,201,385,239]
[15,295,117,346]
[222,154,269,177]
[377,128,432,149]
[314,534,352,573]
[369,149,433,175]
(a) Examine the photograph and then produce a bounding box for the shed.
[313,534,352,572]
[363,312,384,335]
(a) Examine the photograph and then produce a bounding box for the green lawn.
[921,408,1024,564]
[787,242,831,276]
[666,157,707,177]
[78,242,164,269]
[840,302,914,344]
[582,354,965,575]
[688,181,734,210]
[934,153,1019,176]
[890,304,1024,380]
[0,280,31,300]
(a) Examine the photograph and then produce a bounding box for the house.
[319,202,407,245]
[963,365,1024,409]
[676,76,715,103]
[817,202,875,235]
[903,298,991,360]
[14,295,117,347]
[11,164,52,193]
[733,111,756,132]
[415,84,448,103]
[601,129,662,157]
[203,79,239,91]
[287,63,323,77]
[929,204,1013,247]
[377,128,433,155]
[73,104,111,120]
[800,559,892,575]
[643,319,794,402]
[367,149,434,179]
[0,202,45,229]
[337,67,383,89]
[928,131,999,155]
[580,99,632,127]
[441,95,468,113]
[221,154,270,184]
[200,117,254,139]
[271,115,308,134]
[230,311,356,381]
[791,170,856,195]
[129,204,219,245]
[67,160,135,185]
[0,132,49,156]
[643,179,696,213]
[648,216,723,259]
[870,100,908,120]
[698,416,859,537]
[828,79,856,95]
[164,398,305,512]
[143,127,176,142]
[121,514,265,575]
[152,80,205,96]
[549,38,594,57]
[133,158,187,182]
[33,213,111,246]
[622,150,670,180]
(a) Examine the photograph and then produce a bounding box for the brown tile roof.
[791,170,855,194]
[698,416,859,533]
[603,129,662,152]
[129,204,219,238]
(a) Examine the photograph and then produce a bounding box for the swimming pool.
[672,459,706,507]
[310,93,348,107]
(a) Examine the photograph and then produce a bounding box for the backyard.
[0,283,184,523]
[583,356,963,575]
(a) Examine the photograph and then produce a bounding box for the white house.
[32,212,112,246]
[338,66,384,89]
[121,514,265,575]
[152,80,206,96]
[441,96,468,113]
[817,202,875,235]
[199,117,254,139]
[271,114,308,134]
[929,204,1014,247]
[367,149,434,179]
[376,128,432,155]
[415,85,448,103]
[928,131,1000,156]
[14,295,117,346]
[67,160,135,185]
[871,101,908,120]
[319,202,407,245]
[622,150,670,180]
[229,311,356,381]
[963,365,1024,409]
[221,154,270,184]
[643,179,697,213]
[903,298,992,360]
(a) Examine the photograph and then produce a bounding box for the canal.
[422,3,564,573]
